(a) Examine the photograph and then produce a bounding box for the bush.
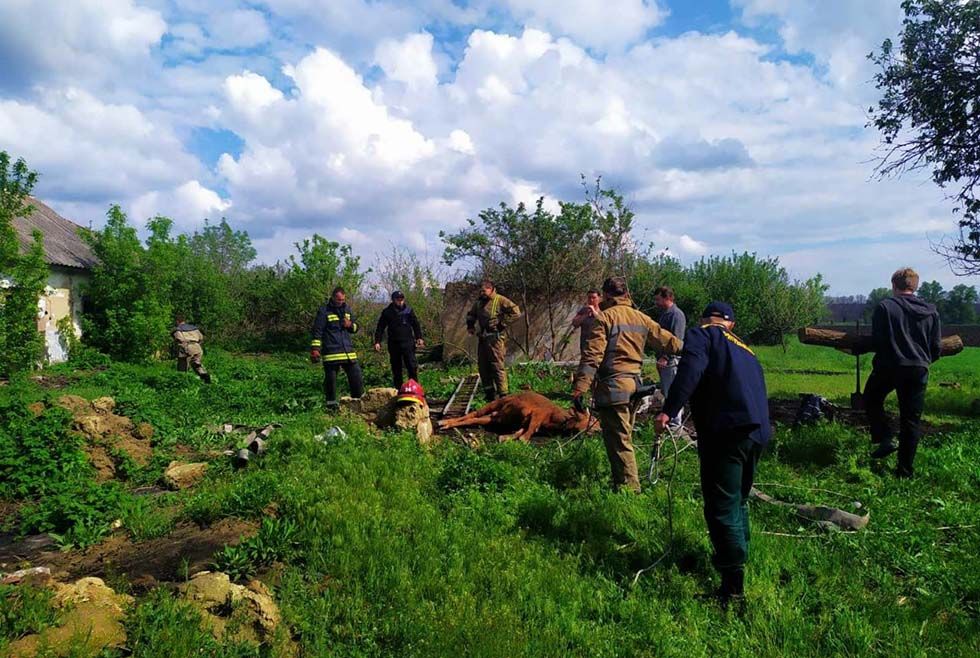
[0,153,47,376]
[630,252,828,344]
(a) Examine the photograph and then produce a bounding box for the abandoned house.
[9,197,97,364]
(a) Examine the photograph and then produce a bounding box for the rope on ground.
[761,524,976,539]
[630,426,683,588]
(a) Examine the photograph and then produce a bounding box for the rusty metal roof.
[12,197,97,271]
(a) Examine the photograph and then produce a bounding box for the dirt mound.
[6,577,132,658]
[179,571,282,645]
[22,518,258,584]
[55,395,153,481]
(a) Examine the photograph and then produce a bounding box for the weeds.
[1,341,979,656]
[214,517,300,582]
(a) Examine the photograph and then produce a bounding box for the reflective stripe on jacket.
[465,292,521,336]
[311,302,359,360]
[572,296,682,406]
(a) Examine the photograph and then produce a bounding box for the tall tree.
[0,152,47,375]
[189,218,257,275]
[441,190,628,358]
[869,0,980,274]
[945,284,978,323]
[82,206,171,361]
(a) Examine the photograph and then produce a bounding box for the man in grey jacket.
[654,286,686,429]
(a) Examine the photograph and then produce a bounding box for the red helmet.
[397,379,426,405]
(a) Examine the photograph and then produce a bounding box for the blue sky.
[0,0,969,294]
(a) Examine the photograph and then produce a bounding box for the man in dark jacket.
[865,268,942,477]
[374,291,424,388]
[655,301,770,606]
[311,286,364,409]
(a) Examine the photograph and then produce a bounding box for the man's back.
[665,324,770,444]
[872,295,941,369]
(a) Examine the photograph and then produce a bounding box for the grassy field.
[1,338,978,657]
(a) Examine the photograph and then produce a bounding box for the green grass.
[1,339,978,657]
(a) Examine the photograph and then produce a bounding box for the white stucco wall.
[36,268,88,364]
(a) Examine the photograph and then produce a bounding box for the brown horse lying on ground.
[438,391,591,443]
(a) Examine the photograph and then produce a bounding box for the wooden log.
[798,327,964,357]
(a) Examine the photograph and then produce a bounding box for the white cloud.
[678,234,708,256]
[339,227,371,246]
[374,33,438,90]
[209,9,271,50]
[448,129,476,155]
[733,0,903,94]
[224,70,284,118]
[0,0,165,91]
[504,0,666,51]
[0,87,201,202]
[131,181,231,229]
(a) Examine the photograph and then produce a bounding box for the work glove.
[310,350,321,364]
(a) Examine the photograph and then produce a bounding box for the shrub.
[0,152,47,376]
[630,252,828,344]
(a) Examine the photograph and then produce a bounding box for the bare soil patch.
[2,519,258,585]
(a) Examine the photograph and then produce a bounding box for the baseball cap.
[702,301,735,321]
[391,290,405,300]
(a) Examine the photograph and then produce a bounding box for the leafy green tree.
[918,280,945,305]
[82,206,171,361]
[0,152,46,375]
[864,287,893,322]
[683,253,827,344]
[870,0,980,274]
[143,216,243,344]
[441,181,635,357]
[236,236,367,347]
[944,284,978,323]
[189,218,256,275]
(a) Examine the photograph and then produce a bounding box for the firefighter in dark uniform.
[373,290,424,388]
[655,301,770,606]
[466,280,521,401]
[310,286,364,408]
[571,277,682,492]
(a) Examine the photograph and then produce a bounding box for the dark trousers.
[864,365,928,476]
[698,434,762,576]
[388,343,418,388]
[323,360,364,404]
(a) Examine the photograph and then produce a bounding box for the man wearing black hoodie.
[374,291,424,388]
[865,268,942,477]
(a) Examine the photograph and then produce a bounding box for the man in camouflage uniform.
[571,277,681,492]
[172,315,211,384]
[466,280,522,401]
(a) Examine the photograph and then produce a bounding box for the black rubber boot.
[871,441,897,459]
[718,569,745,611]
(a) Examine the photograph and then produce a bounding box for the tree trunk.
[798,327,964,357]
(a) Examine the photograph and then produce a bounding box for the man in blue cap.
[654,301,770,606]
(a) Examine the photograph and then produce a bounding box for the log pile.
[798,327,964,357]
